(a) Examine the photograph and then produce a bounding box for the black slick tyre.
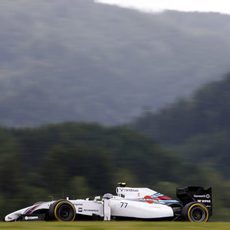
[49,200,76,221]
[182,202,209,222]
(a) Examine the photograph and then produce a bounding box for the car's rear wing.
[176,186,212,216]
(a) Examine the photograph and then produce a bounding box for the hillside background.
[132,74,230,179]
[1,0,230,126]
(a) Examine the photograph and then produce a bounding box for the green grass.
[0,222,230,230]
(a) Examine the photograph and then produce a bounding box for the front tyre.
[182,202,209,222]
[49,200,76,221]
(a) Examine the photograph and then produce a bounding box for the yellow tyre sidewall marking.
[54,201,76,221]
[188,203,209,222]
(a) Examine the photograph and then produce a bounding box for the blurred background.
[0,0,230,220]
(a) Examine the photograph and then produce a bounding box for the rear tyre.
[49,200,76,221]
[182,202,209,222]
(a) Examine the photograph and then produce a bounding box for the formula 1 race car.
[5,183,212,222]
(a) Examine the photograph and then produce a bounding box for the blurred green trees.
[0,122,229,220]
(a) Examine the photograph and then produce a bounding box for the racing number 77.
[120,202,128,208]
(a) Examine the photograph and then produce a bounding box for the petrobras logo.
[25,216,39,221]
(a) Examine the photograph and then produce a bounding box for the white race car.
[5,183,212,222]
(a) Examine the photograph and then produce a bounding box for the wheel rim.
[59,205,72,220]
[191,207,205,221]
[189,204,208,222]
